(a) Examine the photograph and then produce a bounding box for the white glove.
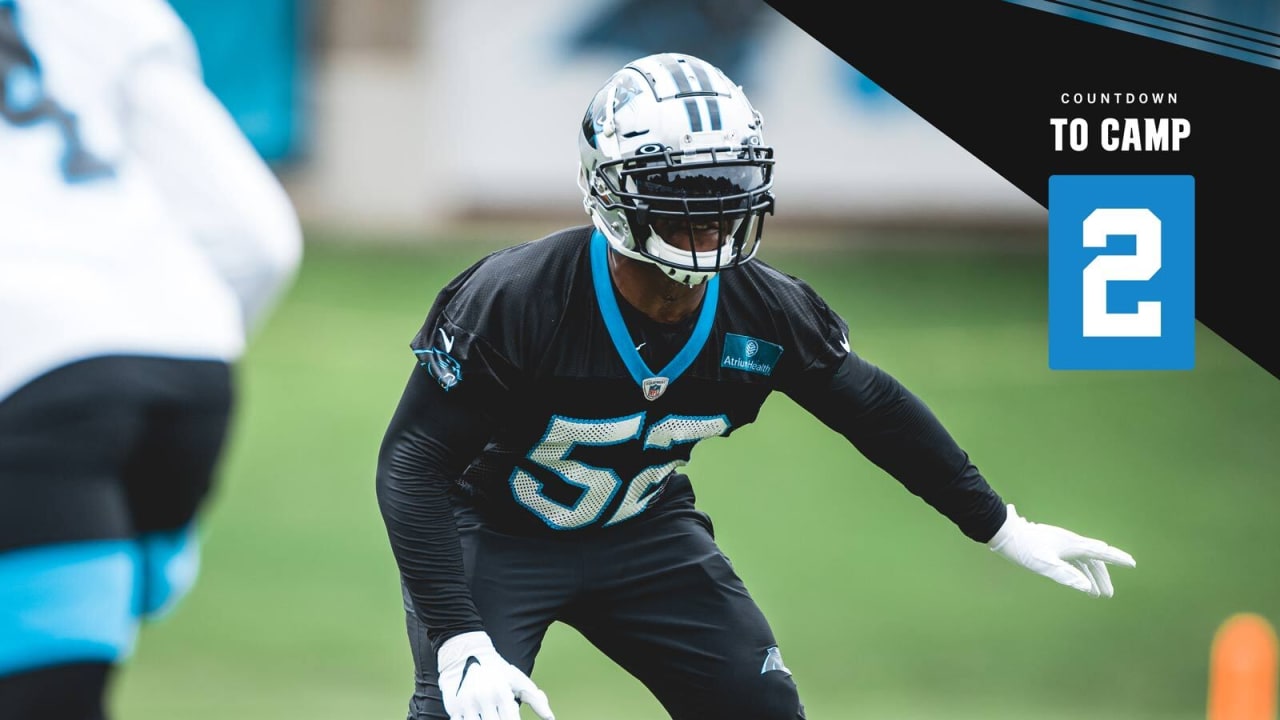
[437,631,555,720]
[988,504,1136,598]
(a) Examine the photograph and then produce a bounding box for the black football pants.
[401,484,806,720]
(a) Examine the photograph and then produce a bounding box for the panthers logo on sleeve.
[413,327,463,391]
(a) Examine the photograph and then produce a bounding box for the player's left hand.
[987,503,1136,598]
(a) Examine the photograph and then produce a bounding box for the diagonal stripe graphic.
[1006,0,1280,68]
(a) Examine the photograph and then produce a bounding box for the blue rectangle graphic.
[1048,175,1195,370]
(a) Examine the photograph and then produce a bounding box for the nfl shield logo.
[642,376,669,401]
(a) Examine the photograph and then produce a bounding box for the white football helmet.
[578,53,776,286]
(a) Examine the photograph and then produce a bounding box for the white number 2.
[510,413,730,530]
[1080,208,1162,337]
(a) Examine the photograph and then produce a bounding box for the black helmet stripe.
[660,56,722,133]
[682,99,704,132]
[687,57,715,93]
[661,55,694,94]
[660,57,703,132]
[705,97,722,131]
[683,56,722,130]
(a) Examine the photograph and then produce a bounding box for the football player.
[0,1,302,717]
[376,52,1135,720]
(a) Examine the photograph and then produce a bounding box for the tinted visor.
[606,145,775,219]
[634,166,765,213]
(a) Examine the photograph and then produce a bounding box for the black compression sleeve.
[784,352,1007,542]
[375,364,495,651]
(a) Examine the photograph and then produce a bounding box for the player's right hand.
[437,631,555,720]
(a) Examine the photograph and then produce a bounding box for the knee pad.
[0,541,139,676]
[134,523,201,620]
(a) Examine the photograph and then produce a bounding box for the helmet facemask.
[590,144,775,286]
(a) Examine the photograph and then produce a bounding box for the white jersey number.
[511,412,730,530]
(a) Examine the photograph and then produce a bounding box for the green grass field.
[110,225,1280,720]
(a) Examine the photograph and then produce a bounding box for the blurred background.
[110,1,1280,719]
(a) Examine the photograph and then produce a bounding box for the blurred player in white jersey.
[0,0,302,717]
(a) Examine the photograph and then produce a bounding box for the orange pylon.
[1207,612,1279,720]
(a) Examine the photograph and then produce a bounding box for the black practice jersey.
[410,226,848,534]
[378,225,1006,647]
